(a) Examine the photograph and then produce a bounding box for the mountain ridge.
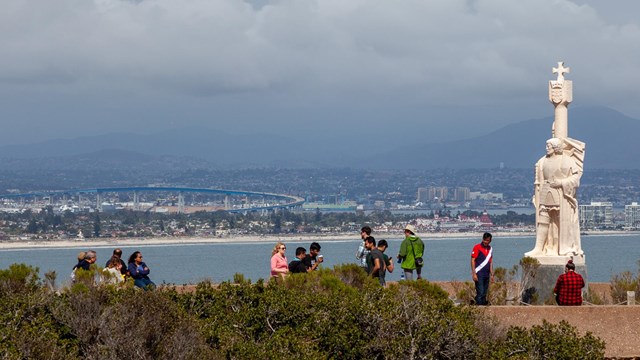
[0,106,638,169]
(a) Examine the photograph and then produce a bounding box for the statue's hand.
[549,180,561,189]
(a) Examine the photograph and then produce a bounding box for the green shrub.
[486,320,605,359]
[0,263,608,360]
[0,263,41,294]
[610,270,639,304]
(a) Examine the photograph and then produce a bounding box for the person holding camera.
[471,232,493,305]
[397,224,424,280]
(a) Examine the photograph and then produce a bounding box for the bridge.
[0,186,305,214]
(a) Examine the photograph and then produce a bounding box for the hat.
[404,224,416,235]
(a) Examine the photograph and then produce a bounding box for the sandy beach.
[0,231,534,250]
[1,230,636,250]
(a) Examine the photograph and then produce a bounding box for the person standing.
[356,226,372,269]
[289,247,309,274]
[397,225,424,280]
[364,237,385,285]
[553,259,585,306]
[303,242,324,271]
[377,239,393,286]
[471,232,494,305]
[270,242,289,278]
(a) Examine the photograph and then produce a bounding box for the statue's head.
[546,138,563,155]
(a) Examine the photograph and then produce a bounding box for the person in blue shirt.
[127,251,156,290]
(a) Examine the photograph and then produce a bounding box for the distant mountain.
[0,106,638,169]
[0,127,351,168]
[0,148,215,171]
[363,106,640,169]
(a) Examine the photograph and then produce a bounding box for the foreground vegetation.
[0,263,605,359]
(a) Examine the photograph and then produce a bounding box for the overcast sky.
[1,0,639,146]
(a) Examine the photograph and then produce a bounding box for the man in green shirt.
[397,224,424,280]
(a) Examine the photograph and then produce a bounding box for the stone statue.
[525,137,584,257]
[522,61,587,304]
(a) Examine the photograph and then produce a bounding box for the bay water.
[1,234,639,286]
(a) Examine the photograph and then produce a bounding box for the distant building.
[579,201,613,229]
[417,187,448,202]
[624,202,640,230]
[469,192,503,201]
[453,187,470,202]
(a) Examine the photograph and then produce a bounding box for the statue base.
[522,255,587,305]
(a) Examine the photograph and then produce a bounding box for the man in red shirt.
[470,232,493,305]
[553,259,585,306]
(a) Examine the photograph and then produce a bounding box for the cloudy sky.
[1,0,639,147]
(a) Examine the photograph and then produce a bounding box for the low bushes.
[0,263,605,359]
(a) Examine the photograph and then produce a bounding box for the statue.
[522,61,587,304]
[525,61,586,259]
[525,137,584,257]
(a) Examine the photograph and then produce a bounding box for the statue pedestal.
[522,255,588,304]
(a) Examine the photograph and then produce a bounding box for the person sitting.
[73,250,96,271]
[102,255,125,284]
[289,247,309,274]
[127,251,156,290]
[105,248,128,277]
[71,250,97,283]
[553,259,585,306]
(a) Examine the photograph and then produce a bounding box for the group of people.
[356,224,425,286]
[72,248,156,290]
[270,241,325,277]
[272,224,585,306]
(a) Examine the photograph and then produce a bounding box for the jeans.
[134,278,156,291]
[474,276,490,305]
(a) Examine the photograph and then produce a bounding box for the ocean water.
[1,234,639,286]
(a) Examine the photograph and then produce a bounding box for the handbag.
[411,243,424,267]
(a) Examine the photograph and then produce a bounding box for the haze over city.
[1,0,640,153]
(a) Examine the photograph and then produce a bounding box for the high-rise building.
[453,187,470,202]
[417,187,448,202]
[624,202,640,230]
[417,187,429,203]
[579,201,613,229]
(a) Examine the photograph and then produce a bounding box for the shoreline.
[0,230,637,250]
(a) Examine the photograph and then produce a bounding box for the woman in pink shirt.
[270,242,289,278]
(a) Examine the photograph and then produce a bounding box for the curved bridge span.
[1,187,305,213]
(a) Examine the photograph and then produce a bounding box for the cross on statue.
[553,61,570,82]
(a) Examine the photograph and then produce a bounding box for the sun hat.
[404,224,416,235]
